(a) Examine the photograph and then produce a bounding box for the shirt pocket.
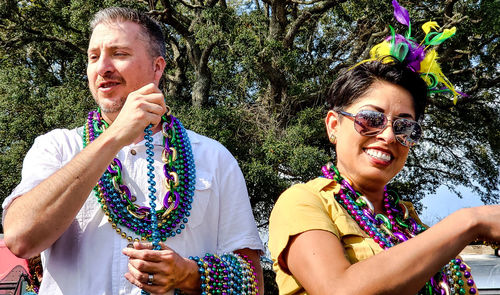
[187,171,213,228]
[336,215,377,263]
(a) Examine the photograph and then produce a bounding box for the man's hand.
[122,242,201,295]
[107,83,166,146]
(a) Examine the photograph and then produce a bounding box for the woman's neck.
[340,173,387,215]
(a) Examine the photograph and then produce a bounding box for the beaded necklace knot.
[321,163,477,295]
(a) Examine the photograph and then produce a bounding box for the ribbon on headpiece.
[353,0,466,104]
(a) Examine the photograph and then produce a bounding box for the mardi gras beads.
[322,163,476,294]
[83,109,196,243]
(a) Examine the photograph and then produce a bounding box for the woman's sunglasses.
[337,110,422,147]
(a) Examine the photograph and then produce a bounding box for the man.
[2,7,263,295]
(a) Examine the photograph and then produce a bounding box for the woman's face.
[325,80,416,190]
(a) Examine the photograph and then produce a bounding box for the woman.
[268,2,500,294]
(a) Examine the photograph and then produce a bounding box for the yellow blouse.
[268,177,432,295]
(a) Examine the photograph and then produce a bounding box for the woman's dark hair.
[326,58,428,121]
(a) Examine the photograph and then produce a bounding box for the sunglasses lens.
[393,118,422,147]
[354,110,387,136]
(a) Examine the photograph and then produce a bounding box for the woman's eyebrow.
[396,113,415,119]
[359,104,415,119]
[358,104,384,112]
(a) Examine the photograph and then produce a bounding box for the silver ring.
[147,273,154,286]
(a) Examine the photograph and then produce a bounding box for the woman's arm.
[286,205,500,295]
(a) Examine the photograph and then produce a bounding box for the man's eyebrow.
[87,45,132,53]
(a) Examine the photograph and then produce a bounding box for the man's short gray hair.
[90,7,166,58]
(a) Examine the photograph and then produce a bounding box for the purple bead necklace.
[82,108,196,243]
[321,163,477,295]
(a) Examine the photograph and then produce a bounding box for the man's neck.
[100,111,117,126]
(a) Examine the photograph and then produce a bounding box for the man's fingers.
[131,241,173,251]
[159,242,173,251]
[123,248,160,262]
[127,92,165,108]
[133,83,161,95]
[122,245,174,263]
[127,261,151,282]
[134,241,153,250]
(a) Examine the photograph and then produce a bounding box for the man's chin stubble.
[96,97,126,114]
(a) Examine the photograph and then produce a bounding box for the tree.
[0,0,499,292]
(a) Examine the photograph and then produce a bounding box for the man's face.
[87,21,162,119]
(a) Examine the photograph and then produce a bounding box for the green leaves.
[0,1,498,243]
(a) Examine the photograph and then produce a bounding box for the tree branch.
[290,0,325,4]
[199,43,215,70]
[469,75,500,93]
[177,0,205,9]
[149,8,191,38]
[20,28,86,54]
[254,0,261,10]
[405,163,451,176]
[157,0,193,27]
[442,15,468,29]
[283,0,347,48]
[217,0,227,8]
[444,0,459,19]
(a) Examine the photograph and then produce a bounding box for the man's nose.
[96,54,115,76]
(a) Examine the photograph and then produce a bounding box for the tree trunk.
[165,66,185,101]
[260,0,288,110]
[164,38,187,102]
[192,69,211,107]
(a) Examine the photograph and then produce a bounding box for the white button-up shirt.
[2,127,263,295]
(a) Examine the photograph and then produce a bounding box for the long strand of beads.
[83,109,197,294]
[322,163,425,249]
[144,123,161,251]
[142,124,159,295]
[322,163,477,295]
[83,110,196,242]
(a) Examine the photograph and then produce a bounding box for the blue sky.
[419,185,494,226]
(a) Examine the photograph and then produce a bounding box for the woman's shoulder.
[269,177,342,252]
[270,177,341,225]
[276,177,338,206]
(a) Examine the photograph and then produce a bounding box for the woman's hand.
[284,205,500,295]
[122,242,200,295]
[468,205,500,244]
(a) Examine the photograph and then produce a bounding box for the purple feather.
[392,0,410,27]
[385,34,425,71]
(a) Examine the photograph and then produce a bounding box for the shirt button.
[130,149,136,155]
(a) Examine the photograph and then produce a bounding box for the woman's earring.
[329,133,336,144]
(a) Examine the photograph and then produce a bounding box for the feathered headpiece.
[356,0,465,103]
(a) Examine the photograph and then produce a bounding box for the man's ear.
[153,56,166,85]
